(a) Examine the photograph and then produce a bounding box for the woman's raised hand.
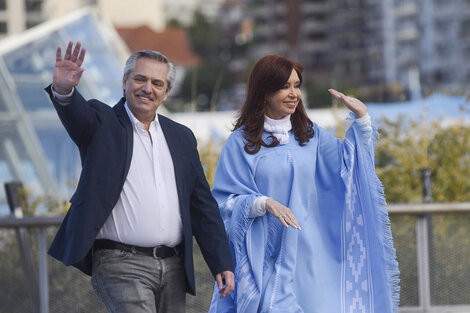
[265,198,301,230]
[328,88,368,118]
[53,41,86,95]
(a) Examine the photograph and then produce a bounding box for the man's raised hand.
[53,41,86,95]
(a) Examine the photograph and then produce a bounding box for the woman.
[209,55,399,313]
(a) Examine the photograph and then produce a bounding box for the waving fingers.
[328,88,367,118]
[64,41,73,60]
[76,46,86,67]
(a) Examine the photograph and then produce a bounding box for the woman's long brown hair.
[233,55,314,154]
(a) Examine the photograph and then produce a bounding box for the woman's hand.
[265,198,301,230]
[328,89,368,118]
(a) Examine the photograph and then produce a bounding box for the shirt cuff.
[355,113,371,124]
[249,196,268,218]
[51,84,74,106]
[355,113,373,146]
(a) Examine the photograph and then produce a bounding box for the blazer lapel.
[113,98,133,185]
[158,114,183,175]
[158,114,186,204]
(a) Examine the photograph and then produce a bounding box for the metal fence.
[0,202,469,313]
[389,203,470,313]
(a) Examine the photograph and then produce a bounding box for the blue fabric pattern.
[209,118,399,313]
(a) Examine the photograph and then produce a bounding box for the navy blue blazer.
[45,85,233,295]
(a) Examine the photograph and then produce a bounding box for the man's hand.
[215,270,235,298]
[328,88,368,118]
[53,41,86,95]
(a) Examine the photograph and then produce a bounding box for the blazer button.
[95,226,100,231]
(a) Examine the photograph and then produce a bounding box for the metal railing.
[0,203,470,313]
[0,215,62,313]
[388,202,470,313]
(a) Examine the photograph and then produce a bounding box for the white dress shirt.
[96,102,183,247]
[52,86,183,247]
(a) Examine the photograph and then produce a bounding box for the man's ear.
[122,75,127,90]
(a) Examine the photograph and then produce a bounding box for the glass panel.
[0,159,15,215]
[430,213,470,305]
[391,215,419,306]
[63,14,107,46]
[0,129,21,216]
[35,127,80,198]
[81,49,123,104]
[12,81,50,111]
[0,11,129,215]
[0,132,43,215]
[4,31,62,76]
[0,84,8,111]
[82,82,121,106]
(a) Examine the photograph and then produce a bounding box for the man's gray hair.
[123,50,176,92]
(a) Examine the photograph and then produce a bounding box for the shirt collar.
[264,114,292,131]
[124,101,159,131]
[263,114,292,145]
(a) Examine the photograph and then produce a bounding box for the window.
[25,0,42,12]
[26,20,41,29]
[460,20,470,38]
[0,22,7,34]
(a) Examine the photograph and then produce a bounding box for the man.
[46,41,234,313]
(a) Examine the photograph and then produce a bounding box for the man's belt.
[93,239,180,259]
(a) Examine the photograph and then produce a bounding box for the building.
[219,0,470,101]
[419,0,470,94]
[239,0,331,70]
[97,0,166,31]
[331,0,470,99]
[330,0,421,99]
[163,0,225,25]
[0,0,97,37]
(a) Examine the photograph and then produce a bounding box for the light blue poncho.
[209,118,399,313]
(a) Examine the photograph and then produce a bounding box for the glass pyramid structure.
[0,7,129,214]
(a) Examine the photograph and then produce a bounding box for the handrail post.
[416,168,433,311]
[416,215,431,310]
[38,227,49,313]
[4,182,40,310]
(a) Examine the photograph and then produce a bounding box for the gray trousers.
[91,248,186,313]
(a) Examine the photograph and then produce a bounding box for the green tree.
[187,10,221,59]
[375,116,470,203]
[374,115,470,305]
[174,10,230,111]
[179,62,229,111]
[428,123,470,202]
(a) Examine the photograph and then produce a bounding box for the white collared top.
[96,102,183,247]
